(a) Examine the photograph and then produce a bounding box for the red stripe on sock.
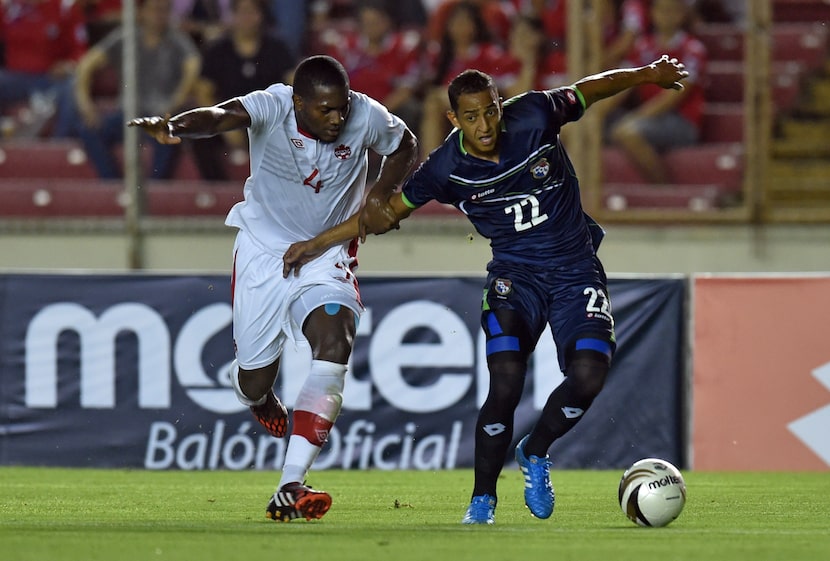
[292,410,334,446]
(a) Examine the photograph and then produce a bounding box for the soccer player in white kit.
[129,55,419,522]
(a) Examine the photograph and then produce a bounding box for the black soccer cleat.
[250,390,288,438]
[266,482,332,522]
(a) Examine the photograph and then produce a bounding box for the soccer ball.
[618,458,686,527]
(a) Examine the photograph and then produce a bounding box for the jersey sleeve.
[359,93,407,156]
[238,84,289,133]
[541,87,586,129]
[401,157,453,208]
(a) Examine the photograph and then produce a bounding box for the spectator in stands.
[191,0,295,180]
[318,0,423,132]
[0,0,88,138]
[508,0,565,48]
[605,0,707,183]
[81,0,122,45]
[269,0,308,58]
[600,0,649,69]
[172,0,232,47]
[420,1,509,155]
[426,0,514,45]
[500,13,568,99]
[73,0,201,179]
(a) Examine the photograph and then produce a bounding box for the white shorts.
[231,229,363,369]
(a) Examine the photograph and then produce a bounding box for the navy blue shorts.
[481,255,616,370]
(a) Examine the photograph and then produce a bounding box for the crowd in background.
[0,0,742,181]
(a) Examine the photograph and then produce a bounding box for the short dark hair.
[447,69,496,112]
[293,55,350,99]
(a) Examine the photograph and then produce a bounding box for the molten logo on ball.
[618,458,686,527]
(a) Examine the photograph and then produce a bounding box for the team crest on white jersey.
[334,144,352,160]
[291,138,305,149]
[530,158,550,179]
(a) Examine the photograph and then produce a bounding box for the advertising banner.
[0,273,685,471]
[693,275,830,470]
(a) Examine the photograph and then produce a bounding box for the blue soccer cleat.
[461,494,496,525]
[515,435,555,519]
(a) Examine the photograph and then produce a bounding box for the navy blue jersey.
[402,87,604,267]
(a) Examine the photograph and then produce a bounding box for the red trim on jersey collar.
[296,122,318,140]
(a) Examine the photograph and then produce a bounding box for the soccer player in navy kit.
[283,55,689,524]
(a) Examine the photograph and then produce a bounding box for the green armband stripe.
[401,192,418,209]
[572,86,587,109]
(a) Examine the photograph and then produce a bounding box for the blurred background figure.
[171,0,232,47]
[72,0,201,179]
[426,0,513,46]
[191,0,295,180]
[599,0,649,69]
[419,0,509,156]
[604,0,707,184]
[500,13,568,99]
[318,0,424,133]
[0,0,88,138]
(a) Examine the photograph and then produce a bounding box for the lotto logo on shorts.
[494,278,512,297]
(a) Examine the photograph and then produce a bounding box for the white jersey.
[226,83,407,255]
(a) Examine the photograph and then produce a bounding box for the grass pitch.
[1,467,828,561]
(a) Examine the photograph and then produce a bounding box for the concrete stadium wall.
[2,222,830,275]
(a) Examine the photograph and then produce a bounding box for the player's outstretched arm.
[573,55,689,109]
[127,99,252,145]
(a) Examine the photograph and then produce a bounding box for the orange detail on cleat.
[266,482,332,522]
[250,391,288,438]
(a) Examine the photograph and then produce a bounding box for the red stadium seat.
[602,143,744,209]
[701,103,744,143]
[146,180,243,216]
[0,139,97,179]
[0,178,123,216]
[705,61,803,111]
[603,183,724,211]
[773,0,830,22]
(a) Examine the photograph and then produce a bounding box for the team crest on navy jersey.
[530,158,550,179]
[493,278,513,297]
[334,144,352,160]
[566,89,577,104]
[291,138,305,149]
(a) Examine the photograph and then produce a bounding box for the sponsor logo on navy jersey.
[471,188,495,201]
[334,144,352,160]
[530,158,550,179]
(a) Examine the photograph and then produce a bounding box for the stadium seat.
[603,183,723,212]
[696,22,828,71]
[146,180,243,216]
[705,61,803,111]
[0,139,97,179]
[0,178,123,217]
[602,144,744,188]
[701,103,744,143]
[773,0,830,22]
[602,143,744,209]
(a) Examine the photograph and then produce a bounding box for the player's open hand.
[282,240,325,278]
[358,193,399,242]
[651,55,689,91]
[127,114,182,144]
